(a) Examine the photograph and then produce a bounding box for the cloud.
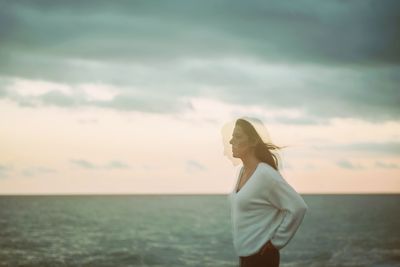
[1,61,398,122]
[314,142,400,156]
[1,78,193,113]
[185,160,206,173]
[70,159,130,170]
[0,164,12,179]
[1,164,56,178]
[70,159,97,169]
[375,161,399,169]
[340,142,400,156]
[95,92,192,113]
[336,159,364,170]
[1,1,399,65]
[272,115,325,125]
[21,166,57,177]
[104,160,130,169]
[0,1,399,122]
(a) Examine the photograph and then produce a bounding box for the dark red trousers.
[239,246,280,267]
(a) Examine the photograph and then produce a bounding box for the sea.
[0,194,399,267]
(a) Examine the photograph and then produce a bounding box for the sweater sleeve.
[265,176,308,250]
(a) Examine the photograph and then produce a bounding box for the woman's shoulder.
[258,162,277,173]
[257,162,284,183]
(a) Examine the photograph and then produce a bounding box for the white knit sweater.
[228,162,308,257]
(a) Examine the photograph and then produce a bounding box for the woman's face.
[229,125,254,158]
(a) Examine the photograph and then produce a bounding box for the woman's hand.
[259,240,276,255]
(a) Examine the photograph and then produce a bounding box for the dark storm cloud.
[0,0,399,121]
[1,0,399,64]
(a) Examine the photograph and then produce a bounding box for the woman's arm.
[265,177,308,250]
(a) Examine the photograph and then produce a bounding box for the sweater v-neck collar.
[235,162,261,194]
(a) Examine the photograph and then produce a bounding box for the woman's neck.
[241,154,260,171]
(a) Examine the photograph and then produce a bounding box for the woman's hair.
[236,118,283,171]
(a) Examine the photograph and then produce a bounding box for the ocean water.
[0,194,399,267]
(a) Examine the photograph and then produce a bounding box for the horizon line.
[0,192,399,196]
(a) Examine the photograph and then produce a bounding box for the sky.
[0,0,399,194]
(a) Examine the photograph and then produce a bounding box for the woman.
[224,117,308,267]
